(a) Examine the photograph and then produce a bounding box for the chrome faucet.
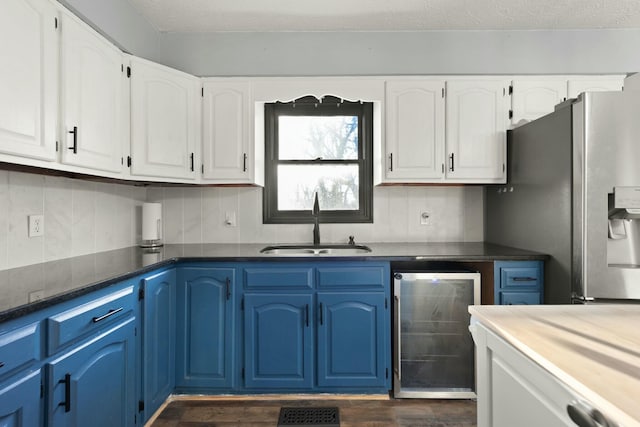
[312,192,320,245]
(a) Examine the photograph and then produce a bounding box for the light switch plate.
[28,215,44,237]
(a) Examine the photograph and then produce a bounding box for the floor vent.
[277,407,340,427]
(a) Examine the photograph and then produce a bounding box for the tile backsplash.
[147,185,484,245]
[0,170,484,270]
[0,171,146,270]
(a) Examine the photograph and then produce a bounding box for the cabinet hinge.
[54,17,58,29]
[138,400,144,412]
[127,66,131,78]
[508,110,513,119]
[138,287,144,300]
[127,156,132,167]
[509,85,513,95]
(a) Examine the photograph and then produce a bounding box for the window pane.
[278,116,358,160]
[277,165,359,211]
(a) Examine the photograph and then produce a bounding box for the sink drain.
[277,407,340,427]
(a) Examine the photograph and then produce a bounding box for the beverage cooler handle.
[393,294,401,381]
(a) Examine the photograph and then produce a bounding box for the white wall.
[57,0,640,77]
[0,171,146,270]
[146,185,484,245]
[158,30,640,77]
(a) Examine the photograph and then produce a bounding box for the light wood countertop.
[469,304,640,427]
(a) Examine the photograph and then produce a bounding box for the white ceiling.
[128,0,640,33]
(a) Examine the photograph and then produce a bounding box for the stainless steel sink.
[260,244,372,255]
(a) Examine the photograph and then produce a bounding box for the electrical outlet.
[29,290,45,302]
[28,215,44,237]
[224,211,237,227]
[420,211,431,226]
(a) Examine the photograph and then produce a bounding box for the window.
[263,96,373,224]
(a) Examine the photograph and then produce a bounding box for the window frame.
[263,96,373,224]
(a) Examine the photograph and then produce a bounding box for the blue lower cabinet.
[142,269,176,422]
[0,369,41,427]
[494,261,544,305]
[244,293,313,389]
[176,267,236,390]
[500,291,541,305]
[46,317,136,427]
[317,293,387,388]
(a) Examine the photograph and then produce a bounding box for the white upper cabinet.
[511,76,625,126]
[510,79,567,125]
[384,80,445,182]
[130,57,200,181]
[59,13,125,173]
[445,80,510,183]
[201,80,257,184]
[0,0,57,161]
[567,76,624,99]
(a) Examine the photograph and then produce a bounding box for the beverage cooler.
[393,271,480,398]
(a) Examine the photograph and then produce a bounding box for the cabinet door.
[500,292,541,305]
[385,80,445,181]
[567,77,624,99]
[142,269,176,422]
[244,293,313,389]
[445,80,510,182]
[59,13,125,173]
[317,293,387,388]
[130,57,199,180]
[202,80,254,183]
[0,0,57,161]
[47,317,136,427]
[511,79,567,124]
[176,267,235,389]
[0,370,41,427]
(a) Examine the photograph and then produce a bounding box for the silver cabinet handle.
[567,402,611,427]
[92,307,123,323]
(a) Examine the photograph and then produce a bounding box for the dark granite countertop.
[0,242,546,323]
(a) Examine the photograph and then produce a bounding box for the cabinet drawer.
[500,291,541,305]
[47,285,135,355]
[0,322,41,377]
[500,268,540,289]
[244,267,313,289]
[317,266,386,289]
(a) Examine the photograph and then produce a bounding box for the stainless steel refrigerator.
[486,91,640,304]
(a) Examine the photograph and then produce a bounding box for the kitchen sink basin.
[260,244,372,255]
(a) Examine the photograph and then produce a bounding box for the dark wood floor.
[149,397,477,427]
